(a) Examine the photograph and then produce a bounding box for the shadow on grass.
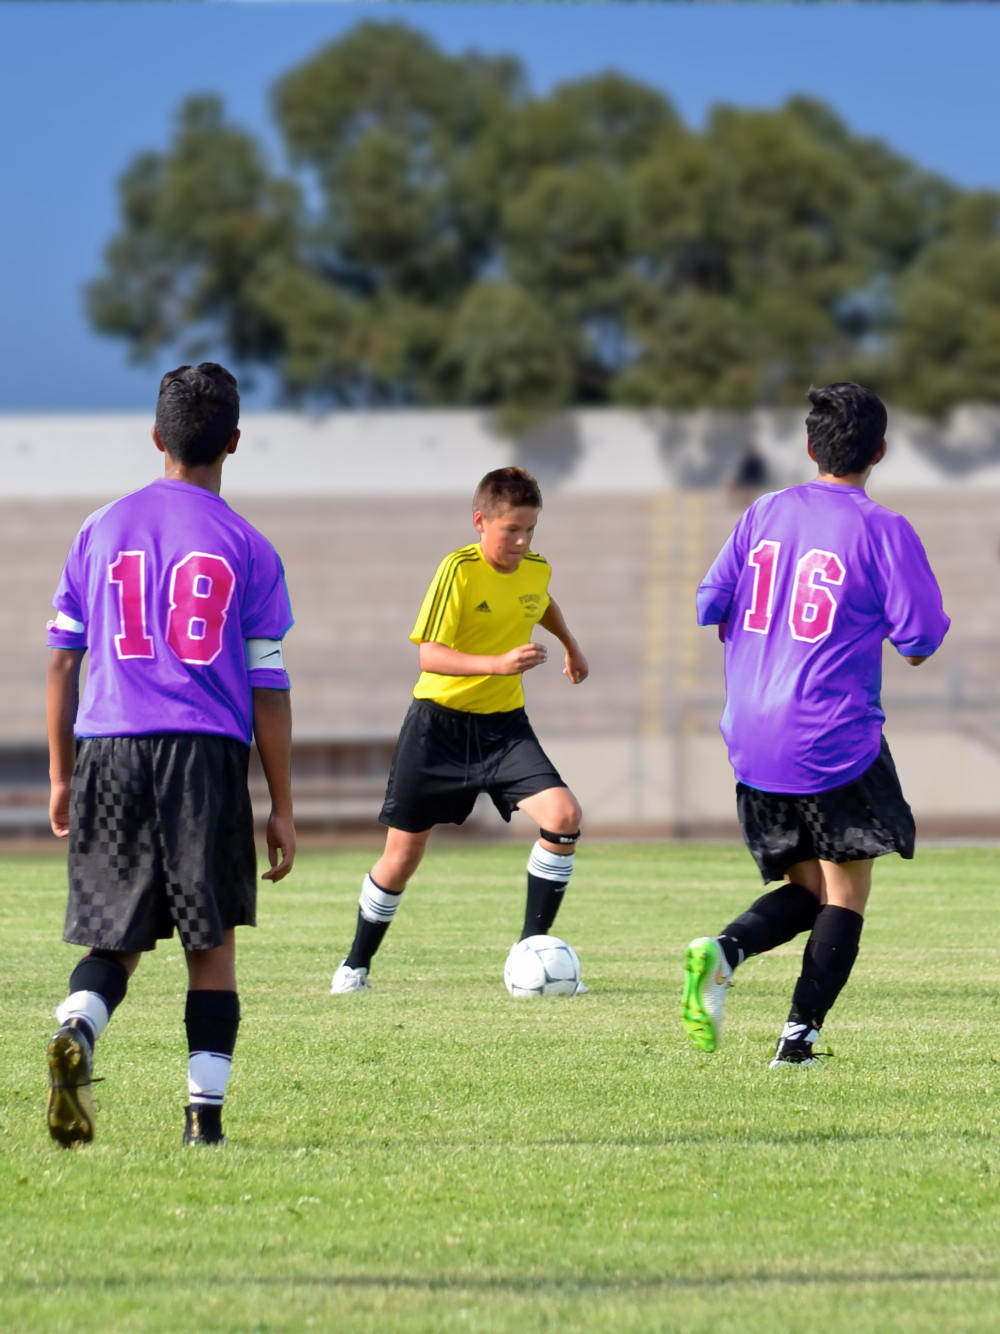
[7,1269,1000,1295]
[269,1126,996,1151]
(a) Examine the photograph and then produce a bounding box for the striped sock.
[521,841,575,938]
[345,873,403,969]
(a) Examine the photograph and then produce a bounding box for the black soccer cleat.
[47,1020,97,1147]
[183,1103,227,1147]
[769,1037,830,1068]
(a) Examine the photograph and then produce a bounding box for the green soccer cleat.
[681,937,732,1053]
[46,1021,96,1147]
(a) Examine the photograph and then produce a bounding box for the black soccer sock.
[185,990,240,1109]
[521,842,575,939]
[787,904,864,1033]
[344,873,403,970]
[57,951,131,1048]
[718,882,821,970]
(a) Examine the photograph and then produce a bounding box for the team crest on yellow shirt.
[519,593,542,616]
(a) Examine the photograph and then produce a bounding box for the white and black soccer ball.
[504,934,581,997]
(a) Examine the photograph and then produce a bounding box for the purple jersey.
[47,478,292,744]
[697,480,949,794]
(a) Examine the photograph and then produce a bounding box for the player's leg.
[488,713,581,944]
[333,700,473,993]
[771,858,871,1067]
[156,734,257,1142]
[183,931,238,1146]
[771,740,911,1064]
[48,948,138,1147]
[517,784,578,944]
[332,827,432,993]
[682,787,819,1053]
[516,786,582,940]
[48,735,163,1146]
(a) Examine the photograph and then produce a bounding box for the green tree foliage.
[88,21,1000,421]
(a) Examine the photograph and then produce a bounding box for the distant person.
[45,363,295,1147]
[683,383,949,1066]
[329,466,589,994]
[726,441,770,507]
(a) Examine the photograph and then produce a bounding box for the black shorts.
[379,698,567,832]
[736,736,916,883]
[66,734,257,952]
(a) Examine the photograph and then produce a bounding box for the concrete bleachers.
[5,485,997,834]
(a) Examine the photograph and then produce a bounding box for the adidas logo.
[475,600,492,613]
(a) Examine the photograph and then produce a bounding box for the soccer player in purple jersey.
[44,363,295,1146]
[682,382,949,1067]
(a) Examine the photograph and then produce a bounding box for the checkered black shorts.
[65,734,257,952]
[736,736,916,883]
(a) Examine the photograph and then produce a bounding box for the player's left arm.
[538,598,588,684]
[882,519,951,664]
[46,648,84,838]
[251,686,296,883]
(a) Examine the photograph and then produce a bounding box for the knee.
[555,792,582,835]
[538,793,582,847]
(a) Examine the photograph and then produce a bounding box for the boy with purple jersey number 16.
[682,382,950,1068]
[45,363,295,1147]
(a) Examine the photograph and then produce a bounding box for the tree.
[88,20,1000,422]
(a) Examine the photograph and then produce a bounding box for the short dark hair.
[805,382,887,477]
[155,363,240,466]
[473,466,542,516]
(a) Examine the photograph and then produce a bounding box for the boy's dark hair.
[473,467,542,516]
[805,382,887,477]
[155,363,240,466]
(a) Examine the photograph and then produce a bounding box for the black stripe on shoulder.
[417,551,480,642]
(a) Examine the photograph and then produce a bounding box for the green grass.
[2,843,999,1332]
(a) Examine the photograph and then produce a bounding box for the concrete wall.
[5,403,1000,499]
[537,728,1000,840]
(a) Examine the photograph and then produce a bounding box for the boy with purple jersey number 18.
[682,382,950,1068]
[44,363,295,1147]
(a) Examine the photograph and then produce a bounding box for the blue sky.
[2,1,998,412]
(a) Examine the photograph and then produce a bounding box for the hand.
[49,780,71,838]
[563,646,589,684]
[262,810,296,881]
[498,643,548,674]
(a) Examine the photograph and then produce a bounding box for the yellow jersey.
[410,543,552,712]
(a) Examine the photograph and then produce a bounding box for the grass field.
[2,842,998,1332]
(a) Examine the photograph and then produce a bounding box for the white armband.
[52,611,85,633]
[245,638,285,670]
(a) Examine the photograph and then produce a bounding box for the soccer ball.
[504,934,581,997]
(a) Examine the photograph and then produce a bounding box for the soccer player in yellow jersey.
[331,467,589,994]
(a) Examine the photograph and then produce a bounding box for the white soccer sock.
[359,873,403,924]
[188,1051,233,1108]
[527,841,575,887]
[55,990,110,1043]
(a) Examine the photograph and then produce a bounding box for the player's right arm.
[417,640,547,677]
[696,529,740,627]
[46,648,84,838]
